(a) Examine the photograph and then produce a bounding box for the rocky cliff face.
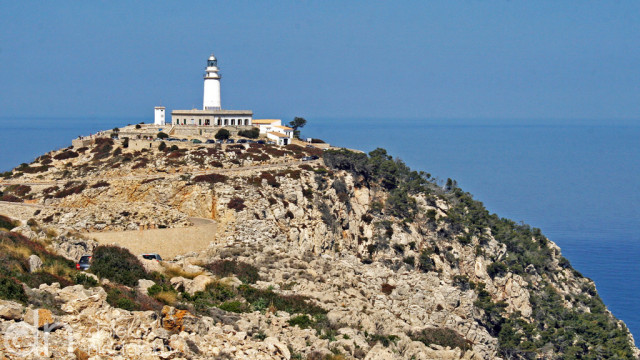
[0,135,637,359]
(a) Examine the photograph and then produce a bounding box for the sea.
[1,117,639,339]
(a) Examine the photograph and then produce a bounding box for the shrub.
[1,194,22,202]
[418,250,435,272]
[410,328,472,351]
[487,262,508,279]
[0,215,19,230]
[157,132,169,139]
[238,127,260,139]
[75,273,98,288]
[54,150,79,160]
[402,256,415,266]
[204,260,260,284]
[91,245,148,287]
[54,182,86,198]
[135,124,142,129]
[238,285,326,316]
[381,283,395,295]
[288,314,314,329]
[91,181,110,189]
[215,129,230,140]
[227,197,246,211]
[0,276,28,303]
[192,173,228,184]
[218,300,249,313]
[91,138,113,160]
[158,141,167,151]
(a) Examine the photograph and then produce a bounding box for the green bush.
[487,262,508,279]
[75,273,98,288]
[157,132,169,139]
[0,276,28,303]
[215,129,230,140]
[238,128,260,139]
[410,328,472,351]
[418,250,435,272]
[158,141,167,151]
[91,245,148,287]
[288,314,314,329]
[218,300,249,313]
[238,285,326,316]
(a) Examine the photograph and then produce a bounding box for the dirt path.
[87,217,217,260]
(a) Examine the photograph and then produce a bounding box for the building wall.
[154,107,166,125]
[171,113,252,127]
[203,78,221,109]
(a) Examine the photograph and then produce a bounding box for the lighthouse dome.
[208,54,216,61]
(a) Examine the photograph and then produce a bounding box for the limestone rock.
[28,254,43,273]
[24,308,55,329]
[137,279,156,294]
[0,300,23,320]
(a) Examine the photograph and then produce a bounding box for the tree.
[157,132,169,139]
[215,128,230,140]
[288,117,307,139]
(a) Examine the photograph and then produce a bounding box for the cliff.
[0,131,637,359]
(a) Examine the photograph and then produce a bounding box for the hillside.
[0,130,637,359]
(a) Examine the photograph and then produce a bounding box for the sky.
[1,1,639,122]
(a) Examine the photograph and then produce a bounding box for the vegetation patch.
[227,197,246,211]
[204,259,260,284]
[410,328,472,351]
[90,245,148,287]
[54,150,79,160]
[192,173,228,184]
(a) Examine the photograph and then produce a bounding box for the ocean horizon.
[1,116,639,338]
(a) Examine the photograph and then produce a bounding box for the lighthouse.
[172,53,252,127]
[203,54,221,110]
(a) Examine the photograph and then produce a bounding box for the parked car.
[191,139,202,144]
[302,156,313,161]
[257,140,266,144]
[141,253,163,261]
[237,139,247,144]
[205,139,216,144]
[226,139,235,144]
[76,255,92,270]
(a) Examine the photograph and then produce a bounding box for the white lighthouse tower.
[203,54,221,110]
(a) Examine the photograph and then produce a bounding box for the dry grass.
[44,227,58,238]
[7,245,33,259]
[43,263,74,278]
[153,291,178,305]
[161,263,203,280]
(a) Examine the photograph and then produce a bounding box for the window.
[199,119,202,125]
[224,119,228,125]
[231,119,235,126]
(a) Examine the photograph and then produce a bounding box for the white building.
[154,106,166,125]
[253,119,294,145]
[171,53,252,127]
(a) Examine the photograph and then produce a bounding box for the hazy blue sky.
[1,1,639,121]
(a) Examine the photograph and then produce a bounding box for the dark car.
[226,139,235,144]
[237,139,247,144]
[257,140,266,144]
[76,255,92,270]
[205,139,216,144]
[141,253,163,261]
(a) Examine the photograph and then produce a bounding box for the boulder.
[185,275,214,295]
[24,308,55,329]
[28,254,43,273]
[264,337,291,359]
[0,300,24,320]
[161,306,197,333]
[138,279,156,294]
